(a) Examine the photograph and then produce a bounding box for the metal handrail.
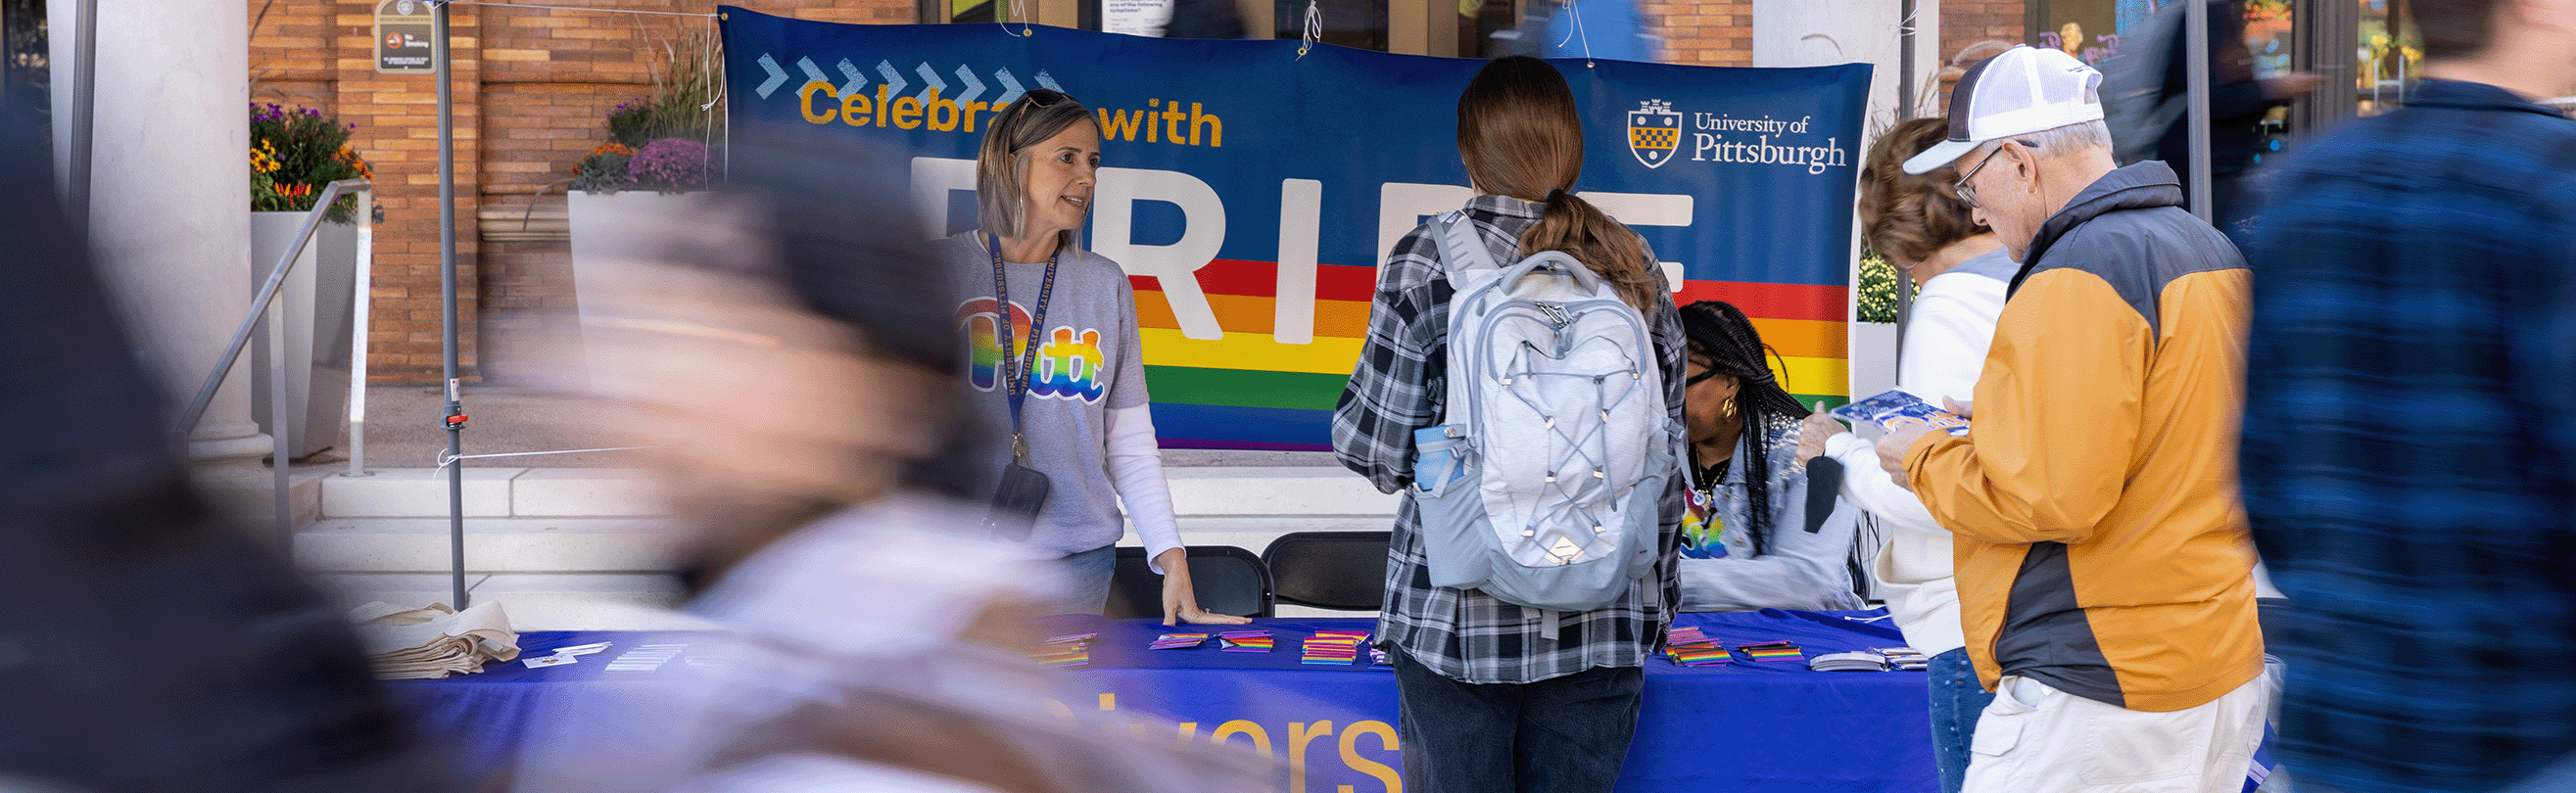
[172,178,373,542]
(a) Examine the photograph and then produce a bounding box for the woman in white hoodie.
[1797,117,2010,793]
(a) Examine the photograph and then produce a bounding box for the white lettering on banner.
[910,159,1695,344]
[1688,132,1852,175]
[1376,182,1476,282]
[1092,166,1227,340]
[1275,179,1322,345]
[910,156,978,240]
[1576,191,1694,293]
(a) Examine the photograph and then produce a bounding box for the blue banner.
[717,10,1870,448]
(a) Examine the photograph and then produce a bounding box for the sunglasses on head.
[1017,89,1070,110]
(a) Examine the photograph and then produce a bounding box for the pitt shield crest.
[1628,99,1681,168]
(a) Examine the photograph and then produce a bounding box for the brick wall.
[250,0,908,383]
[1938,0,2027,109]
[1644,0,1752,66]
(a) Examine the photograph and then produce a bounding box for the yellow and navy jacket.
[1904,162,2264,713]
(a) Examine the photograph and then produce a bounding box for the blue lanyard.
[987,235,1059,452]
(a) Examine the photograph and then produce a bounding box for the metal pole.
[2184,0,2215,222]
[68,0,96,246]
[436,0,468,610]
[346,187,374,478]
[1897,0,1917,120]
[267,289,292,548]
[1892,0,1918,372]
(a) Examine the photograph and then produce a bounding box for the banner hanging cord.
[1299,0,1320,59]
[1549,0,1595,67]
[1573,0,1595,67]
[1009,0,1035,36]
[437,446,653,470]
[432,0,715,18]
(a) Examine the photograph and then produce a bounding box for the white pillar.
[51,0,270,462]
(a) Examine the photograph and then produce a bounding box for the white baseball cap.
[1903,46,2107,174]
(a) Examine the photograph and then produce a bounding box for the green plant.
[570,30,725,193]
[250,103,371,223]
[1856,251,1915,323]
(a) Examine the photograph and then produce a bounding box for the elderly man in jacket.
[1875,45,2266,793]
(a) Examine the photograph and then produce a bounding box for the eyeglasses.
[1018,89,1069,110]
[1952,139,2036,209]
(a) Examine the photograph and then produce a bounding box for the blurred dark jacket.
[2240,78,2576,793]
[0,116,455,793]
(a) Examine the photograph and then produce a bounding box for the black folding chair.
[1104,545,1274,619]
[1261,531,1391,611]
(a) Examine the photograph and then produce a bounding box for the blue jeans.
[1042,545,1117,616]
[1390,649,1645,793]
[1927,647,1994,793]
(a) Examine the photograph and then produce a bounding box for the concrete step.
[297,513,1394,628]
[320,467,662,518]
[305,467,1403,630]
[309,572,705,631]
[320,467,1401,520]
[294,516,680,573]
[294,515,1389,575]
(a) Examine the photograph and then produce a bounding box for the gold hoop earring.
[1722,397,1737,419]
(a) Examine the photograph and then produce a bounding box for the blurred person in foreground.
[2100,0,2318,234]
[2236,1,2576,791]
[0,117,454,791]
[1796,116,2009,793]
[1878,45,2266,793]
[945,87,1247,626]
[508,129,1262,793]
[1671,300,1875,614]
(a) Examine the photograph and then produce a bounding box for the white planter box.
[249,210,358,459]
[566,190,697,386]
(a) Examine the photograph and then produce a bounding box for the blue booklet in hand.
[1831,389,1971,437]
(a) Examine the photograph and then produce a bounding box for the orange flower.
[589,142,638,159]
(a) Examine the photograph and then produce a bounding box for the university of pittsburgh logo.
[1628,99,1681,169]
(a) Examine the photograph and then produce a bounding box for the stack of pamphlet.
[1807,651,1890,672]
[349,601,520,679]
[1878,647,1931,671]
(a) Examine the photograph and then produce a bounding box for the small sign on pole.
[375,0,435,74]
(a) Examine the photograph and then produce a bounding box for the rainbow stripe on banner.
[1136,260,1848,450]
[718,12,1870,452]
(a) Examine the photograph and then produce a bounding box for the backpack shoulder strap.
[1432,210,1503,274]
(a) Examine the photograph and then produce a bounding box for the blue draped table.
[389,609,1938,792]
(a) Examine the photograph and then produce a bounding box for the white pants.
[1962,674,2269,793]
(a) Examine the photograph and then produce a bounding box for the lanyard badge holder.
[983,235,1056,539]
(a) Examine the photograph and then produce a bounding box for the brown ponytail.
[1457,56,1664,312]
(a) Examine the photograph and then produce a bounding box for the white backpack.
[1409,211,1677,618]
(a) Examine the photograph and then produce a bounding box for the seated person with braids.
[1672,301,1879,611]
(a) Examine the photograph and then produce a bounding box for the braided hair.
[1679,301,1809,556]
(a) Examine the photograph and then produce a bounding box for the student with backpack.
[1331,55,1685,793]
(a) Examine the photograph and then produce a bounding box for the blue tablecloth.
[390,610,1937,792]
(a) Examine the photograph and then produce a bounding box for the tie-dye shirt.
[1672,416,1873,612]
[944,232,1152,559]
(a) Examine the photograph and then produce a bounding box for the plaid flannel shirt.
[1332,194,1687,684]
[2241,80,2576,793]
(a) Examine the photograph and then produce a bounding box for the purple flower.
[629,138,709,193]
